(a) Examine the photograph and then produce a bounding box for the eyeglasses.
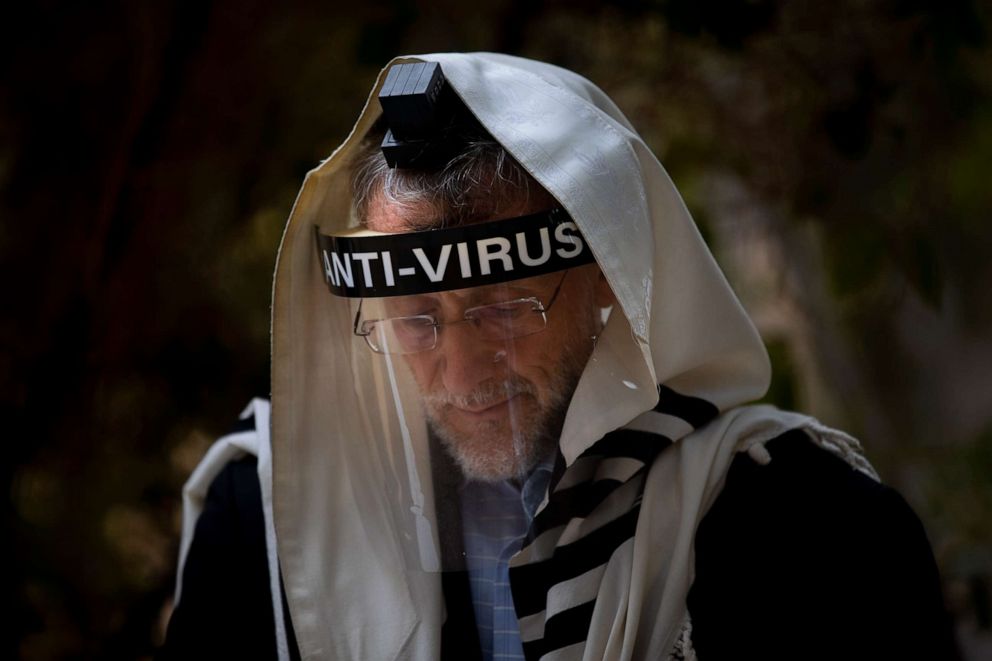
[354,271,570,355]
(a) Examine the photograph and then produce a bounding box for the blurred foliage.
[930,426,992,549]
[2,0,991,658]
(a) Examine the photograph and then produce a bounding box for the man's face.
[366,195,613,482]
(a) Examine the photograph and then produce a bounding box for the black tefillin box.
[378,62,480,170]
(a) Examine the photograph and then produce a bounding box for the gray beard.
[428,398,563,483]
[426,346,588,483]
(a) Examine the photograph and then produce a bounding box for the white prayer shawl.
[176,401,877,660]
[162,52,885,660]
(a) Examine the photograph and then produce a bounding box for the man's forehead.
[379,271,561,305]
[365,189,559,234]
[365,197,423,233]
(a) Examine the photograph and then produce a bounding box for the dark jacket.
[160,430,959,660]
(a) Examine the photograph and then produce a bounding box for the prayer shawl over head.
[268,53,878,660]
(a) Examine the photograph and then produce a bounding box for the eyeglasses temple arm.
[353,299,364,336]
[543,270,570,312]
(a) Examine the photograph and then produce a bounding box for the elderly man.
[163,54,956,660]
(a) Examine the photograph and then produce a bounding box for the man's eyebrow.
[471,283,544,303]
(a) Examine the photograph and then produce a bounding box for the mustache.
[423,377,537,410]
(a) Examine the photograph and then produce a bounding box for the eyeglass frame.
[353,270,571,355]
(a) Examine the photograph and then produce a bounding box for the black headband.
[315,208,595,298]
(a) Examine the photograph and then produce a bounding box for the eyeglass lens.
[362,298,548,354]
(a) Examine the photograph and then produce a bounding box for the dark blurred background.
[3,1,991,658]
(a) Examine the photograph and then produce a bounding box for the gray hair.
[350,121,540,229]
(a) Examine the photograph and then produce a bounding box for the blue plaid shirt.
[461,458,555,661]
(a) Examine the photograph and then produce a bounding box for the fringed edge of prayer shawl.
[669,615,696,661]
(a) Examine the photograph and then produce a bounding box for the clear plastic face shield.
[315,208,604,572]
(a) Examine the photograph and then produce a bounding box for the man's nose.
[437,321,506,396]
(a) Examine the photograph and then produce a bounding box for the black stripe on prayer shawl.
[521,599,597,660]
[528,478,625,541]
[548,449,568,497]
[580,428,674,463]
[546,427,670,495]
[510,504,641,617]
[655,384,719,429]
[528,431,671,541]
[546,430,660,496]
